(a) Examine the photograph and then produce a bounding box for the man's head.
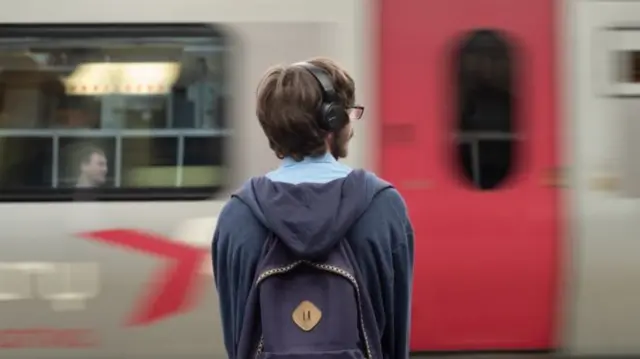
[77,146,108,187]
[256,57,364,161]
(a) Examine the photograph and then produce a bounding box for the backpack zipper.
[253,261,373,359]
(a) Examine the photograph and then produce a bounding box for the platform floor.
[411,354,576,359]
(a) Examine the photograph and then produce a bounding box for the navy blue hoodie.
[212,169,414,359]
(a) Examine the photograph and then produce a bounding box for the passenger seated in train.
[74,145,108,188]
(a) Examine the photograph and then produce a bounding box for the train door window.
[0,25,230,201]
[595,30,640,197]
[610,48,640,197]
[616,50,640,83]
[454,29,516,190]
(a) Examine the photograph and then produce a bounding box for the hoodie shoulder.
[217,194,267,243]
[353,169,394,196]
[357,170,400,198]
[349,171,409,246]
[356,170,407,222]
[363,170,392,188]
[213,193,269,278]
[231,177,260,198]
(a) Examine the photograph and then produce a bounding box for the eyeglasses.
[347,105,365,120]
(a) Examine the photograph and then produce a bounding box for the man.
[212,57,414,359]
[75,146,108,188]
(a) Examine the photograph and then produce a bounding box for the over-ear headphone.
[294,62,349,132]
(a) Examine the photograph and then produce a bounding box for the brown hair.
[255,57,355,160]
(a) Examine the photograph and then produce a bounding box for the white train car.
[0,0,371,357]
[568,0,640,355]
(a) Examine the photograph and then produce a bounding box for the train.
[0,0,637,357]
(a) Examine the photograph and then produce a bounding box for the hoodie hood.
[233,169,390,260]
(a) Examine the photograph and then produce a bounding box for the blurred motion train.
[0,0,638,357]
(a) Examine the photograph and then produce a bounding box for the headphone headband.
[293,62,347,131]
[294,62,338,102]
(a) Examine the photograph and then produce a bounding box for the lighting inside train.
[62,62,181,96]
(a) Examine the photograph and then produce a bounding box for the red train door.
[378,0,559,351]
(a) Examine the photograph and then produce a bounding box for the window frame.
[596,27,640,98]
[0,24,230,202]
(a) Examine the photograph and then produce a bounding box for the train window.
[0,25,230,201]
[619,99,640,197]
[454,29,516,190]
[616,51,640,83]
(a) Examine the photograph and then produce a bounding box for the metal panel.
[570,0,640,354]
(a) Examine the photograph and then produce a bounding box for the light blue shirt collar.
[280,152,338,168]
[266,152,352,184]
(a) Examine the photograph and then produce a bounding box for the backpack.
[250,233,373,359]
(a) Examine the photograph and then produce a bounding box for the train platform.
[412,356,553,359]
[411,354,590,359]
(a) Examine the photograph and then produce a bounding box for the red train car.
[379,0,560,352]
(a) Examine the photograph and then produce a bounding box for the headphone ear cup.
[319,103,335,131]
[322,104,347,131]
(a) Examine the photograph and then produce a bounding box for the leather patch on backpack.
[292,300,322,331]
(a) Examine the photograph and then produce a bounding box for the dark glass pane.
[0,25,230,200]
[477,141,513,189]
[54,96,102,129]
[121,137,178,187]
[456,142,475,186]
[118,96,168,129]
[455,29,516,190]
[0,137,52,188]
[617,50,640,83]
[171,87,196,128]
[183,137,223,187]
[0,38,226,130]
